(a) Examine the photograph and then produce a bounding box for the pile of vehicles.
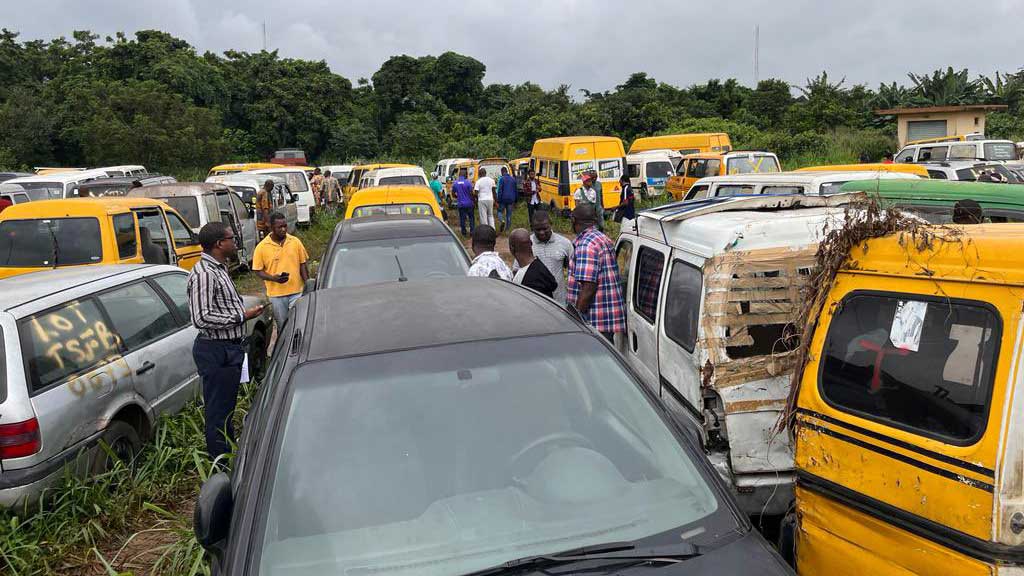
[3,132,1024,576]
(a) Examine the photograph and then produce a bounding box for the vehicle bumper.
[0,465,66,508]
[708,451,794,516]
[297,204,311,223]
[0,430,103,508]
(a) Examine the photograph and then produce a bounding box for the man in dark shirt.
[509,228,557,298]
[452,168,476,237]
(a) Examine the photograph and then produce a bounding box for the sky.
[7,0,1024,93]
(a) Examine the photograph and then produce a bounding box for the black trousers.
[193,338,245,459]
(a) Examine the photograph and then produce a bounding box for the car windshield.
[0,217,102,267]
[351,204,435,218]
[726,156,780,174]
[984,142,1017,161]
[0,182,63,201]
[379,175,427,186]
[326,236,468,287]
[263,172,308,192]
[257,333,723,576]
[646,161,674,179]
[161,197,200,228]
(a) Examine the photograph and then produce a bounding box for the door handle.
[136,361,156,376]
[631,332,638,352]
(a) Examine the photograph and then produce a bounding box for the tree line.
[3,28,1024,174]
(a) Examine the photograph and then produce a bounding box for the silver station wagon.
[0,264,271,507]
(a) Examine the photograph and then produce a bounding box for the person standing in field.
[496,166,518,234]
[188,222,267,458]
[510,228,557,297]
[256,180,274,238]
[429,172,444,205]
[612,174,636,222]
[467,224,512,280]
[310,168,324,211]
[529,210,573,304]
[453,168,476,237]
[322,170,342,214]
[524,168,541,223]
[252,212,310,329]
[567,204,625,342]
[475,167,496,228]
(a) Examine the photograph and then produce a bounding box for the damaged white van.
[614,194,858,516]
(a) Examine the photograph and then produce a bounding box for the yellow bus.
[795,163,930,177]
[628,133,732,156]
[530,136,626,213]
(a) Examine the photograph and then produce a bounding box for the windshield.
[379,175,427,186]
[984,142,1017,161]
[351,204,436,218]
[726,156,780,174]
[646,161,674,179]
[0,217,102,267]
[326,236,468,287]
[0,182,63,201]
[258,333,722,576]
[264,172,308,192]
[161,197,200,228]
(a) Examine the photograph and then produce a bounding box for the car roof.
[848,224,1024,286]
[303,278,585,361]
[1,264,176,314]
[336,214,451,242]
[0,196,170,218]
[625,194,859,258]
[129,182,231,197]
[77,175,169,187]
[839,178,1024,201]
[695,171,917,187]
[5,169,110,185]
[368,167,427,178]
[681,150,776,160]
[902,139,1013,147]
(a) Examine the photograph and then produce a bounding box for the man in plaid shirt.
[567,204,626,342]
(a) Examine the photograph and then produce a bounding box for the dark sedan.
[313,214,470,289]
[195,278,792,576]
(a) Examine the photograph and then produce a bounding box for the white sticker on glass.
[890,300,927,352]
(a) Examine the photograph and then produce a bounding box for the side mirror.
[290,193,299,203]
[303,277,317,294]
[194,472,233,551]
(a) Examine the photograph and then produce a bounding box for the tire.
[90,420,141,474]
[248,327,268,382]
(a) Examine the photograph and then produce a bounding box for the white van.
[96,165,148,178]
[685,170,920,200]
[433,158,473,183]
[894,139,1017,163]
[236,167,314,225]
[626,150,679,199]
[614,193,859,515]
[358,166,429,189]
[0,170,110,201]
[210,174,298,233]
[320,165,353,187]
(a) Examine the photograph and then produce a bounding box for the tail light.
[0,418,41,459]
[563,198,569,208]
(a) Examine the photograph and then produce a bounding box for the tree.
[386,112,443,159]
[907,67,982,106]
[745,79,793,129]
[428,52,486,113]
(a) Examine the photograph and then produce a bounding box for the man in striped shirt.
[188,221,266,459]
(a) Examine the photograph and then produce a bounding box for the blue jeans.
[458,206,475,235]
[192,338,246,459]
[498,202,514,230]
[270,293,300,329]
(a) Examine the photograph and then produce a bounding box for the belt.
[198,336,247,345]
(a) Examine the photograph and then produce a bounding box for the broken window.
[819,292,999,443]
[632,247,665,323]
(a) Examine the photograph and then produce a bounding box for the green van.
[839,178,1024,223]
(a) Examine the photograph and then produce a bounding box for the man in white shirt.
[467,225,512,280]
[474,168,496,228]
[529,210,574,303]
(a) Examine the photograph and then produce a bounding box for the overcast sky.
[8,0,1024,93]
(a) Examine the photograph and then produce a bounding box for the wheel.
[248,327,268,382]
[90,420,141,474]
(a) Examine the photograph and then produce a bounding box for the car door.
[163,209,202,270]
[94,280,189,417]
[147,272,201,414]
[228,191,257,262]
[134,208,175,265]
[656,252,705,414]
[623,239,669,390]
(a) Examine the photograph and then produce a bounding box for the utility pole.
[754,25,760,85]
[262,20,268,51]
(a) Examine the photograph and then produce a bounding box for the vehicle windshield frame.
[0,182,64,201]
[243,332,741,576]
[0,216,104,267]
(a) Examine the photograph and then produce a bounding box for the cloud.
[6,0,1024,92]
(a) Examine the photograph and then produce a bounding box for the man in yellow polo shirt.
[252,212,310,328]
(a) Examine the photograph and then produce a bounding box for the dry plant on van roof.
[777,198,964,435]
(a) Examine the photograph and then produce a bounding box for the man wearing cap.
[574,173,604,231]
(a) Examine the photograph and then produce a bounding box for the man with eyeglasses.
[187,221,267,459]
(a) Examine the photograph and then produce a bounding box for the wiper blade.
[45,220,59,268]
[461,541,701,576]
